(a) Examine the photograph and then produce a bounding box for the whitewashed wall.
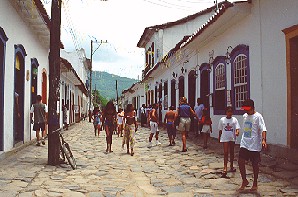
[1,1,49,151]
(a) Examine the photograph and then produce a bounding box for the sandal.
[221,171,227,178]
[229,168,236,172]
[182,149,187,152]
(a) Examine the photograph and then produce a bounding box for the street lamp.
[88,39,107,122]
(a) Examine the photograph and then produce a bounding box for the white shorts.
[201,125,211,133]
[150,121,158,134]
[177,117,191,132]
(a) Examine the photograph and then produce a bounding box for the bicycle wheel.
[62,143,77,170]
[59,145,66,163]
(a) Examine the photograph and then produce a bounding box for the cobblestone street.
[0,121,298,197]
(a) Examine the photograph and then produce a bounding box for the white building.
[60,49,90,126]
[0,0,51,151]
[0,0,90,153]
[128,0,298,149]
[122,82,145,120]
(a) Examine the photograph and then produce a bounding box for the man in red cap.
[238,99,267,192]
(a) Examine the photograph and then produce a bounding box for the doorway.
[188,70,196,108]
[290,36,298,148]
[171,79,176,108]
[179,76,184,99]
[31,59,39,106]
[200,64,210,109]
[0,28,8,151]
[42,71,47,104]
[14,49,26,145]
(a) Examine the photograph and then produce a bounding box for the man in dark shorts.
[164,106,177,146]
[238,99,267,191]
[30,95,48,146]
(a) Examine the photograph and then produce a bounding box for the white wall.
[1,1,49,151]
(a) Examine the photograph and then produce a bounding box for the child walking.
[93,107,101,136]
[218,106,240,178]
[200,108,212,149]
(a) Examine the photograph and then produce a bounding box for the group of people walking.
[91,97,267,192]
[146,96,267,192]
[92,101,137,156]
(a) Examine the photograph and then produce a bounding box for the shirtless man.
[164,106,177,146]
[148,103,161,147]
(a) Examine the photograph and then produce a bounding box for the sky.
[43,0,223,80]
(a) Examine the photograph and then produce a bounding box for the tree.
[92,89,108,107]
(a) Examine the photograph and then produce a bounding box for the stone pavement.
[1,121,298,197]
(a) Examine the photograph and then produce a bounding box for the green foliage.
[92,89,108,107]
[92,71,138,100]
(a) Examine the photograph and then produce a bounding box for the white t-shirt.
[117,112,124,124]
[240,112,267,152]
[218,117,240,142]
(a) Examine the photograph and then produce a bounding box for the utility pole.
[89,39,107,121]
[48,0,62,166]
[116,80,119,110]
[88,40,93,122]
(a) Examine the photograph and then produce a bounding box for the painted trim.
[212,56,227,115]
[31,58,40,67]
[230,44,250,115]
[0,26,8,151]
[14,44,27,57]
[199,63,211,72]
[283,25,298,147]
[14,44,27,144]
[0,27,8,43]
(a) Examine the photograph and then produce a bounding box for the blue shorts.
[167,122,176,137]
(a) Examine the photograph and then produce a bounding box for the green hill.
[92,71,138,100]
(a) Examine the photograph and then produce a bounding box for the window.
[234,55,248,109]
[230,45,250,113]
[213,56,226,115]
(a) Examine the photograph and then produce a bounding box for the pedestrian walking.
[218,106,240,178]
[177,97,198,152]
[30,95,48,146]
[194,98,204,136]
[164,106,177,146]
[62,104,68,130]
[140,104,147,127]
[200,108,212,149]
[238,99,267,192]
[102,101,117,153]
[148,103,161,147]
[92,106,102,136]
[123,104,138,156]
[117,108,124,137]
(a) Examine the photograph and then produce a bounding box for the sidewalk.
[0,121,298,196]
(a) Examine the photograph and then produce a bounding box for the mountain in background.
[92,71,138,101]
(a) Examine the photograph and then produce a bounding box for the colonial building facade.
[123,0,298,149]
[0,0,89,153]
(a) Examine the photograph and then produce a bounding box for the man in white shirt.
[238,99,267,192]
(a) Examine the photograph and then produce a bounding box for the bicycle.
[59,130,76,170]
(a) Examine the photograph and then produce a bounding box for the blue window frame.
[0,26,8,151]
[230,44,250,115]
[213,56,227,115]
